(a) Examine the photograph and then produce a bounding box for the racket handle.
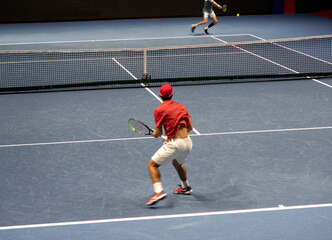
[161,135,167,140]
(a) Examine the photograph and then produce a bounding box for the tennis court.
[0,14,331,240]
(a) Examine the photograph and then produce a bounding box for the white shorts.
[203,11,216,19]
[151,136,193,166]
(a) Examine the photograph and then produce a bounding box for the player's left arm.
[153,109,163,138]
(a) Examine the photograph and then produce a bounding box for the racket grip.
[161,135,167,140]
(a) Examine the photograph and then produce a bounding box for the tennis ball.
[237,13,240,17]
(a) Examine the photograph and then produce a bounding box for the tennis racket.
[222,4,227,12]
[128,118,167,140]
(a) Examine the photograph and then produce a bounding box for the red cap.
[159,84,173,97]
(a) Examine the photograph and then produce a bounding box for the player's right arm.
[212,1,222,9]
[152,125,163,138]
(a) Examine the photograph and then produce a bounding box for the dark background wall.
[0,0,272,23]
[0,0,330,23]
[295,0,331,13]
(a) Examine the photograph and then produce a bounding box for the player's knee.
[172,159,180,167]
[148,159,159,168]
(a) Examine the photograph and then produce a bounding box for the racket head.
[222,4,227,12]
[128,118,153,135]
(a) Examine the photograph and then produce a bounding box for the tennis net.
[0,34,331,93]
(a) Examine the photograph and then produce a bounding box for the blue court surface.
[0,14,332,239]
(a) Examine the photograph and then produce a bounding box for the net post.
[141,48,151,86]
[144,48,147,76]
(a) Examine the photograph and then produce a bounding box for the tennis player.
[146,84,194,206]
[191,0,223,34]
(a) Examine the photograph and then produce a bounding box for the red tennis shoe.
[173,186,193,195]
[145,191,167,206]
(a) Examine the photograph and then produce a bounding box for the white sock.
[153,182,163,193]
[181,180,189,189]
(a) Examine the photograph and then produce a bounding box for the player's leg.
[148,159,161,184]
[172,137,193,195]
[146,159,167,205]
[191,13,209,32]
[194,17,208,26]
[203,12,218,34]
[172,160,193,194]
[172,159,187,182]
[146,141,177,206]
[211,14,218,24]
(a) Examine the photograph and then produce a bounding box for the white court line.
[111,58,138,80]
[1,126,331,148]
[0,34,253,46]
[248,34,332,66]
[194,126,332,137]
[311,79,332,89]
[213,36,332,89]
[0,136,151,148]
[0,203,331,231]
[211,36,304,74]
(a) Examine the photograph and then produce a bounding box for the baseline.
[0,203,331,231]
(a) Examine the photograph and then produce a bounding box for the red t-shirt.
[154,100,191,140]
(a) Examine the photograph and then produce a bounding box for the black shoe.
[203,28,209,34]
[191,24,196,33]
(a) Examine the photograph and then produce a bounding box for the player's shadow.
[190,33,215,36]
[147,200,176,210]
[143,186,242,210]
[191,185,242,204]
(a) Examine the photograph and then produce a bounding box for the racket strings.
[130,120,150,135]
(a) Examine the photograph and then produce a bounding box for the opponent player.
[191,0,223,34]
[146,84,194,206]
